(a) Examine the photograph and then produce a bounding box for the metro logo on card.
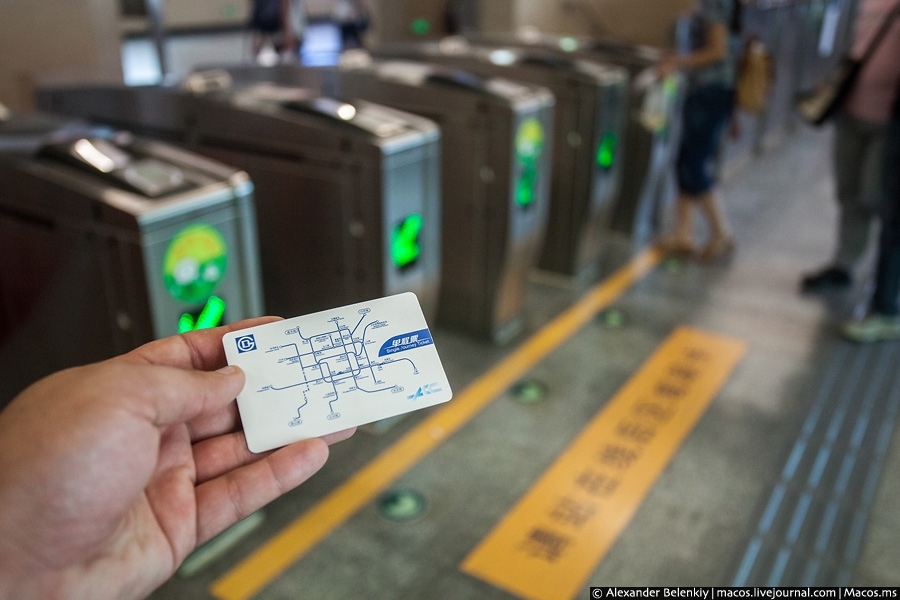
[223,292,453,453]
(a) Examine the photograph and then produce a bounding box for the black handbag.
[796,4,900,126]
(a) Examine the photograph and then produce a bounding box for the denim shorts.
[676,84,735,195]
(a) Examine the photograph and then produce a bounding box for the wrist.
[0,566,64,600]
[0,539,73,600]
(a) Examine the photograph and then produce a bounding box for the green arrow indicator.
[516,168,537,208]
[515,118,545,208]
[178,295,227,334]
[390,213,423,269]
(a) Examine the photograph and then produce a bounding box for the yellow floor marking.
[210,247,661,600]
[460,326,746,600]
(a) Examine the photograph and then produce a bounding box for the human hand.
[0,318,355,600]
[656,52,682,78]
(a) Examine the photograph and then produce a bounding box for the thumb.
[123,363,246,428]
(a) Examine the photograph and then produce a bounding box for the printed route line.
[461,326,747,600]
[209,247,662,600]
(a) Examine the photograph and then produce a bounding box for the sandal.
[657,236,696,258]
[700,236,735,262]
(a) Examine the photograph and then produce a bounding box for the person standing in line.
[657,0,740,263]
[284,0,308,58]
[250,0,307,61]
[334,0,369,51]
[842,80,900,342]
[800,0,900,293]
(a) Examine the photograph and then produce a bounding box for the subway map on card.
[223,292,453,453]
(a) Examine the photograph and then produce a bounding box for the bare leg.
[699,189,731,239]
[659,193,698,255]
[698,188,735,260]
[674,193,697,242]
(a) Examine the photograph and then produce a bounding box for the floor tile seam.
[754,433,900,568]
[752,342,889,545]
[749,511,870,566]
[753,345,900,578]
[745,536,859,586]
[778,344,868,485]
[809,342,876,444]
[728,340,882,584]
[796,344,853,441]
[799,342,900,493]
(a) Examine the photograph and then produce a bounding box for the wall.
[509,0,695,47]
[364,0,695,48]
[0,0,122,112]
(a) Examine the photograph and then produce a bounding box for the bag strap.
[858,1,900,66]
[893,60,900,118]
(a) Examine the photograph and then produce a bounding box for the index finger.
[120,316,283,371]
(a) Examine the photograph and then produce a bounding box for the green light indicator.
[510,378,549,404]
[178,295,227,334]
[516,169,537,207]
[597,132,617,169]
[376,488,428,521]
[162,223,228,304]
[514,118,545,208]
[559,37,579,52]
[411,18,431,36]
[390,213,423,269]
[177,313,195,335]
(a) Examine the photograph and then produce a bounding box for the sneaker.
[800,266,851,293]
[841,313,900,343]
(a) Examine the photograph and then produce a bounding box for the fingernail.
[216,365,239,376]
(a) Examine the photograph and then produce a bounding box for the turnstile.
[38,82,442,321]
[213,61,555,342]
[0,113,263,402]
[470,33,686,245]
[374,39,629,279]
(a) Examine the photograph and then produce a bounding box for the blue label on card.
[378,329,434,356]
[235,334,257,353]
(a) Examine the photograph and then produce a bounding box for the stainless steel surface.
[372,39,630,280]
[471,32,686,246]
[0,116,263,403]
[37,83,443,322]
[217,61,555,342]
